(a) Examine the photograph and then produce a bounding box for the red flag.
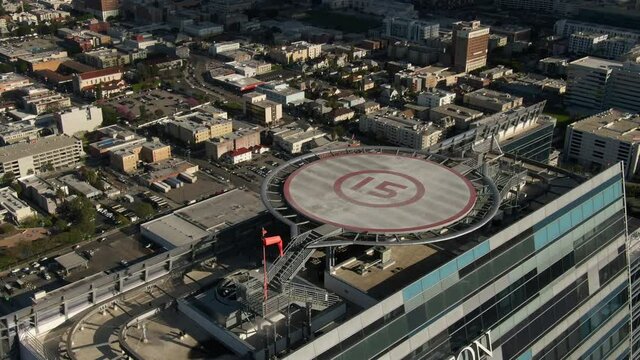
[263,236,283,257]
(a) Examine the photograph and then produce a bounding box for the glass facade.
[501,122,555,163]
[319,171,630,360]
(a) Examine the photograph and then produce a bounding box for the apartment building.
[243,92,282,126]
[140,141,172,163]
[166,111,232,145]
[417,89,456,108]
[78,48,129,69]
[0,135,83,177]
[22,90,72,115]
[268,41,322,64]
[360,109,443,150]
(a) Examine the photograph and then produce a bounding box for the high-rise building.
[566,57,622,112]
[383,17,440,43]
[452,20,490,72]
[567,57,640,114]
[606,62,640,114]
[84,0,119,21]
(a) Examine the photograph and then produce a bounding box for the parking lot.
[163,171,231,204]
[0,228,155,315]
[101,89,195,123]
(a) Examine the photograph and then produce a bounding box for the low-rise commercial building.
[19,175,68,215]
[16,50,68,72]
[271,125,327,154]
[209,41,240,55]
[0,73,31,95]
[565,109,640,178]
[88,125,146,157]
[463,88,523,113]
[55,105,103,135]
[429,104,484,130]
[205,127,262,159]
[0,187,36,224]
[225,60,272,77]
[59,174,102,198]
[359,109,443,150]
[0,135,83,177]
[256,82,305,105]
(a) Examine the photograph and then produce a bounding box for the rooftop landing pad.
[283,153,477,234]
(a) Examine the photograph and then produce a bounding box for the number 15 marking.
[350,176,408,198]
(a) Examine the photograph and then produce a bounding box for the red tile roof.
[78,67,122,80]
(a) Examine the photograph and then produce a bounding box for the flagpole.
[262,233,268,301]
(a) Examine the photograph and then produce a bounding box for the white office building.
[565,109,640,178]
[383,17,439,43]
[416,89,456,108]
[55,105,103,135]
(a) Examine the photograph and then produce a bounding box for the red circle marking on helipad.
[282,153,477,234]
[333,170,426,208]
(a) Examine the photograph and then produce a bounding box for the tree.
[139,105,148,120]
[0,223,14,234]
[133,202,154,219]
[1,171,15,186]
[101,106,119,126]
[57,197,96,235]
[154,109,164,118]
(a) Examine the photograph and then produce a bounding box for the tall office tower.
[566,56,622,113]
[84,0,119,20]
[383,17,440,43]
[606,61,640,114]
[452,20,490,72]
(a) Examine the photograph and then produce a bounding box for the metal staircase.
[267,229,324,291]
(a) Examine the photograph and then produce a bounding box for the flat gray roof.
[55,252,88,270]
[0,135,79,164]
[141,189,266,248]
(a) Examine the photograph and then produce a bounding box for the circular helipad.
[283,153,477,234]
